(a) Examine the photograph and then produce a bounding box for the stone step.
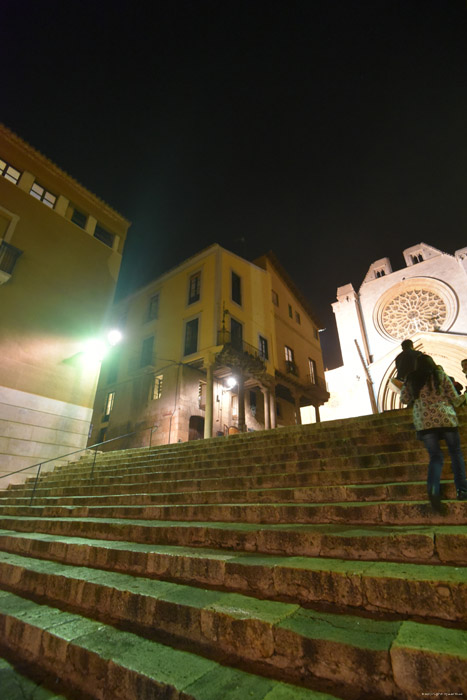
[0,655,68,699]
[75,432,419,466]
[6,463,431,499]
[1,553,466,699]
[13,451,429,493]
[0,480,460,508]
[1,499,465,525]
[0,533,465,621]
[0,519,465,565]
[40,440,421,476]
[0,590,339,700]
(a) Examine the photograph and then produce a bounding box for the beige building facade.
[90,245,328,448]
[319,243,467,422]
[0,125,130,481]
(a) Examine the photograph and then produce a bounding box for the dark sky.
[3,0,467,368]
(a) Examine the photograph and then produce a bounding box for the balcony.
[216,329,266,377]
[285,360,299,376]
[0,241,23,284]
[217,329,264,361]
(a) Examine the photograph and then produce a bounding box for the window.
[230,318,243,349]
[272,290,279,306]
[0,158,21,185]
[198,381,206,409]
[288,304,293,318]
[71,207,87,229]
[375,269,385,279]
[309,357,317,384]
[295,311,301,324]
[152,374,163,400]
[94,223,114,248]
[140,336,154,367]
[0,241,22,275]
[258,335,269,360]
[29,182,56,208]
[231,271,242,305]
[184,318,199,355]
[313,328,319,340]
[147,293,159,321]
[188,272,201,304]
[103,391,115,420]
[249,390,257,417]
[411,254,424,264]
[231,393,238,419]
[285,346,297,375]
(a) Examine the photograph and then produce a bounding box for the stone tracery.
[381,288,447,340]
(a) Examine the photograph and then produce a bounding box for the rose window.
[381,289,447,340]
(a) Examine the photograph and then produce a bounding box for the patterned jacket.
[401,370,466,431]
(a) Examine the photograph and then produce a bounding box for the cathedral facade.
[319,243,467,422]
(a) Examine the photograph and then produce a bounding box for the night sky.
[3,0,467,368]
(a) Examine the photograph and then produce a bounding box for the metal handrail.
[0,424,159,505]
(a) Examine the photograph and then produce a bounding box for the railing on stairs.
[0,424,160,505]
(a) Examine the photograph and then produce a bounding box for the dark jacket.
[395,348,423,382]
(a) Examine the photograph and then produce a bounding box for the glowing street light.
[107,329,123,346]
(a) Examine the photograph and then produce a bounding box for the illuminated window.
[184,318,199,355]
[147,293,159,320]
[258,335,269,360]
[198,381,206,409]
[285,346,294,363]
[94,223,114,248]
[0,158,21,184]
[249,390,257,416]
[272,290,279,306]
[71,207,87,229]
[308,357,317,384]
[295,311,301,324]
[103,391,115,420]
[188,272,201,304]
[141,336,155,367]
[152,374,163,400]
[231,271,242,305]
[288,304,293,318]
[29,182,56,208]
[231,393,238,419]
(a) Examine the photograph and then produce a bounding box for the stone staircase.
[0,410,465,700]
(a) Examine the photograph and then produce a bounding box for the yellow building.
[0,124,130,481]
[90,245,328,448]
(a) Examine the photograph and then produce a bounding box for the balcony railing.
[217,329,265,362]
[0,241,23,276]
[285,360,299,376]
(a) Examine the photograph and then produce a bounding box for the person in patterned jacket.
[401,354,467,511]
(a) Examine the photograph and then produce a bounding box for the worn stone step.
[1,519,465,565]
[0,656,68,699]
[0,590,339,700]
[40,441,422,478]
[2,552,466,698]
[0,533,465,622]
[1,480,461,509]
[7,463,432,501]
[14,451,429,494]
[1,499,465,526]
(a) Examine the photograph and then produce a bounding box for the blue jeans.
[421,430,467,495]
